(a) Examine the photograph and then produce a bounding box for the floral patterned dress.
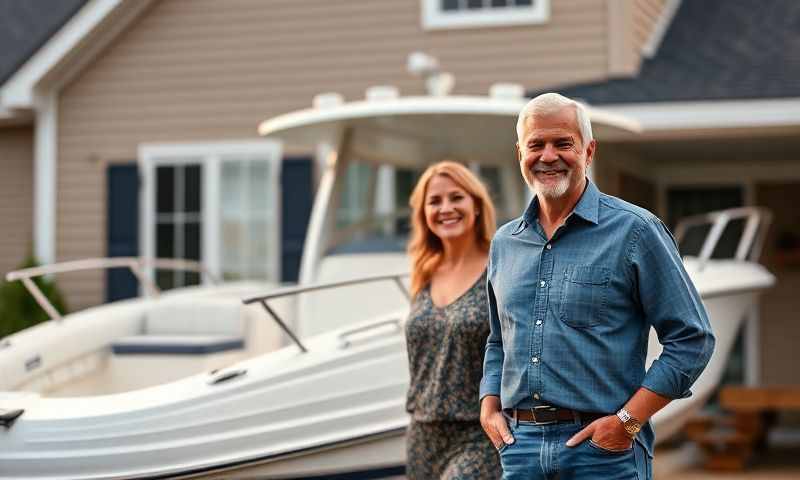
[405,270,501,479]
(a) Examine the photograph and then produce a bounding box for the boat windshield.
[327,159,525,256]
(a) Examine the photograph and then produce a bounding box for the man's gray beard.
[526,171,571,199]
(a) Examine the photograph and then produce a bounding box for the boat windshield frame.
[673,206,772,269]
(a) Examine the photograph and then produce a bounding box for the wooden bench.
[685,386,800,471]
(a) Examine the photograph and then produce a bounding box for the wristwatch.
[616,408,642,438]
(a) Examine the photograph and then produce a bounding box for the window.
[140,141,282,290]
[220,158,278,281]
[154,163,203,289]
[422,0,549,30]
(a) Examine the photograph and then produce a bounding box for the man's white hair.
[516,92,593,145]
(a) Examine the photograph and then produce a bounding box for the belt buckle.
[531,406,558,425]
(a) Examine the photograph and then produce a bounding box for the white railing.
[673,207,772,270]
[242,272,409,353]
[5,257,219,321]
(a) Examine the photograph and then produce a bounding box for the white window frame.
[421,0,550,30]
[139,140,283,285]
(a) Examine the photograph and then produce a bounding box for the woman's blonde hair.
[407,161,496,298]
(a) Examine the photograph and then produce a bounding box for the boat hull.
[0,262,775,479]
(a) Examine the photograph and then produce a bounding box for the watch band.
[616,408,642,438]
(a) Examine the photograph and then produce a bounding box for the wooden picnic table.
[686,385,800,471]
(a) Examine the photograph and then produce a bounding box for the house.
[548,0,800,390]
[0,0,88,282]
[0,0,796,388]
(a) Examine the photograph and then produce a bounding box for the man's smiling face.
[517,106,595,200]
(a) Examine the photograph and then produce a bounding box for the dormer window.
[422,0,549,30]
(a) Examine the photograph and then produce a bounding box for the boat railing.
[242,272,409,353]
[673,206,773,271]
[5,257,219,321]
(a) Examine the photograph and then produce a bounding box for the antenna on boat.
[407,51,454,96]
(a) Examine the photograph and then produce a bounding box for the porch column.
[33,92,57,265]
[744,303,761,386]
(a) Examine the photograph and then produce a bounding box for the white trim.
[0,0,155,109]
[1,0,121,108]
[33,93,57,265]
[203,157,221,281]
[140,156,154,287]
[139,140,280,159]
[421,0,549,30]
[642,0,682,58]
[604,98,800,131]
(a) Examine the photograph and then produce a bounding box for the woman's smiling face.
[424,174,479,242]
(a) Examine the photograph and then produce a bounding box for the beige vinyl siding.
[57,0,610,308]
[0,126,34,276]
[632,0,668,55]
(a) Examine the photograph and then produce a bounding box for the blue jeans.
[497,415,651,480]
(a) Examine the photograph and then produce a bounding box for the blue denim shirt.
[480,180,715,456]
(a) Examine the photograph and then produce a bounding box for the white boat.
[0,89,775,479]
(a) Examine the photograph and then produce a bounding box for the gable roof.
[0,0,88,85]
[546,0,800,104]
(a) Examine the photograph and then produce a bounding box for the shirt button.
[546,244,552,250]
[531,356,539,364]
[533,393,540,400]
[536,320,542,326]
[539,280,546,288]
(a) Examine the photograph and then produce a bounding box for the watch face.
[617,409,632,423]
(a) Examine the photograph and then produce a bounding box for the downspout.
[33,92,57,266]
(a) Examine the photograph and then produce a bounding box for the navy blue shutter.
[280,157,313,282]
[106,164,140,302]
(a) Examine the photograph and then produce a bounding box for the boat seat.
[111,296,246,355]
[111,335,244,355]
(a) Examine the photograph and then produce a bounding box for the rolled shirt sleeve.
[480,274,504,401]
[631,218,716,399]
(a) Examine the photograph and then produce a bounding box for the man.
[479,93,714,479]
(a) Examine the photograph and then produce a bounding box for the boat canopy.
[259,95,641,167]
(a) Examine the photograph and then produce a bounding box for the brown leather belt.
[505,406,606,425]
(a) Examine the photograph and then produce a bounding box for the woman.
[405,161,500,479]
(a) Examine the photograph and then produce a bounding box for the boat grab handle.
[243,272,409,354]
[338,318,402,349]
[208,369,247,386]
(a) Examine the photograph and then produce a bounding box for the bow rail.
[5,257,219,321]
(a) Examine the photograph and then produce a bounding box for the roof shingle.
[0,0,89,85]
[544,0,800,104]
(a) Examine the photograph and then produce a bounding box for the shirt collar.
[519,177,600,230]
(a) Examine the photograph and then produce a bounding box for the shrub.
[0,255,68,339]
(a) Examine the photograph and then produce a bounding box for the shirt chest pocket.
[559,265,610,328]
